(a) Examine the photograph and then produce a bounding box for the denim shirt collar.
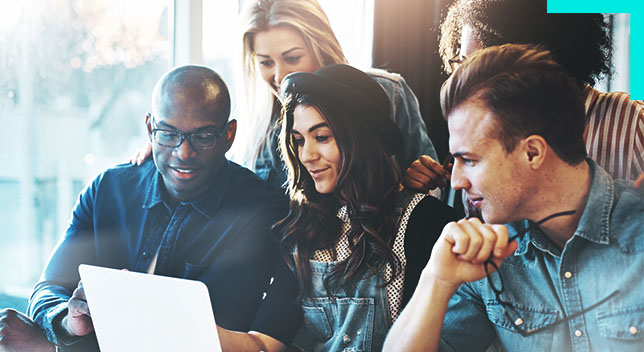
[512,159,614,256]
[142,160,234,219]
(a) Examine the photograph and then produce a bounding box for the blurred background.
[0,0,630,310]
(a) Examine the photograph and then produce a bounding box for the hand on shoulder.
[635,172,644,189]
[404,155,451,193]
[127,142,152,166]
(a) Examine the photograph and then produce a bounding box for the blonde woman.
[238,0,436,188]
[131,0,438,191]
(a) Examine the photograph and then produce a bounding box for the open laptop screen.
[79,264,222,352]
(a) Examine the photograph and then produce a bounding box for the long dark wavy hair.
[276,93,402,297]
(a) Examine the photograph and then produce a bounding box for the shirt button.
[342,335,351,343]
[142,251,149,257]
[514,318,524,326]
[564,271,573,279]
[574,330,583,337]
[629,326,638,335]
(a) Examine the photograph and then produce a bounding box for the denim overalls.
[291,190,425,352]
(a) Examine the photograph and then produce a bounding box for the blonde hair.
[233,0,347,168]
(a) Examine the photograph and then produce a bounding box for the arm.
[217,328,285,352]
[236,255,302,351]
[384,218,517,352]
[27,177,102,346]
[0,309,55,352]
[215,258,299,352]
[369,71,438,170]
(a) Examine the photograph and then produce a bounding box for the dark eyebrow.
[291,122,329,136]
[308,122,329,132]
[154,120,176,129]
[451,152,475,159]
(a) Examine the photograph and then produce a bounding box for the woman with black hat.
[216,64,456,351]
[130,0,439,196]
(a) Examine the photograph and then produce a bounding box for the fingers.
[129,142,153,166]
[635,172,644,189]
[403,173,430,193]
[420,155,451,180]
[489,239,518,271]
[136,143,152,165]
[491,224,510,257]
[68,282,90,317]
[447,219,511,264]
[461,218,497,263]
[404,155,450,191]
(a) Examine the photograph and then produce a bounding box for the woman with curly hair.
[217,64,456,351]
[405,0,644,213]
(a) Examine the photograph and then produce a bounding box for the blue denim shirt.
[255,69,438,189]
[27,159,285,349]
[440,160,644,352]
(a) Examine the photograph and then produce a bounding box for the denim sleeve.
[371,71,438,170]
[27,174,103,348]
[438,281,497,352]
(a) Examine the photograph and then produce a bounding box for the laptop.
[79,264,222,352]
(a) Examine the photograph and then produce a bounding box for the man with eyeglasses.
[384,44,644,351]
[0,65,285,352]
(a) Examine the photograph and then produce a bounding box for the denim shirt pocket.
[182,261,207,280]
[486,301,558,332]
[597,305,644,343]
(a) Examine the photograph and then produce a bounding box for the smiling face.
[253,26,321,94]
[448,100,530,224]
[291,104,341,194]
[147,81,235,207]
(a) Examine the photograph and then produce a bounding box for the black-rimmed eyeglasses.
[484,210,619,336]
[150,114,228,150]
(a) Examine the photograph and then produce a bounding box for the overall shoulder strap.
[393,190,427,231]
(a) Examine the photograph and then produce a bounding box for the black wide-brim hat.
[280,64,403,155]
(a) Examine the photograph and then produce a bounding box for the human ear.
[223,119,237,152]
[145,112,153,140]
[522,135,547,169]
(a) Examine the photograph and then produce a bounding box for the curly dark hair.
[439,0,612,86]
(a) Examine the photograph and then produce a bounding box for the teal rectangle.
[547,0,642,99]
[547,1,631,14]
